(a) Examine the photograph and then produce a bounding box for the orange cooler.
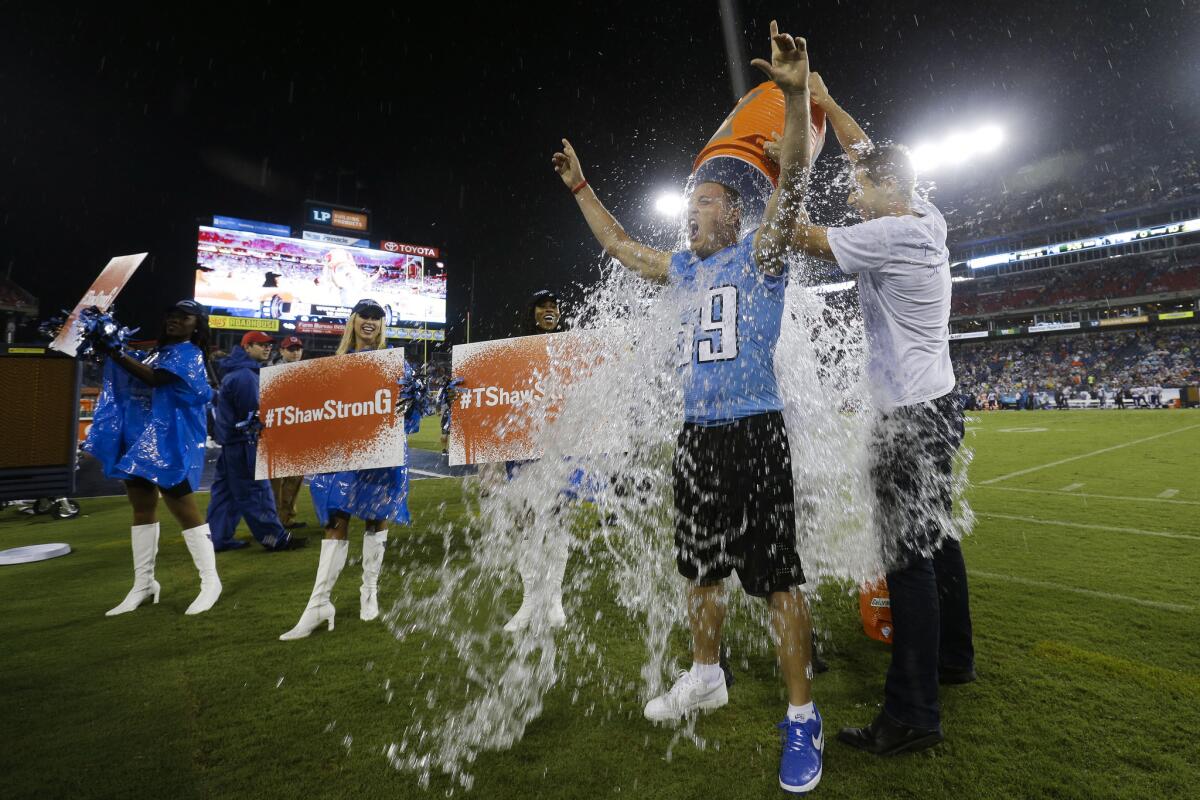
[692,81,827,219]
[859,580,894,644]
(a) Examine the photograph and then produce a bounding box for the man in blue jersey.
[553,21,822,795]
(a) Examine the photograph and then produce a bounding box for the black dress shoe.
[837,712,943,756]
[939,666,977,685]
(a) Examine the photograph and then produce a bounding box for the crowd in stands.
[952,326,1200,405]
[940,136,1200,244]
[951,256,1200,318]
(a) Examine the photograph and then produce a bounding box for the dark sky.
[2,1,1197,343]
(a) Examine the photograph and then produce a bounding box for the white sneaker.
[643,670,729,722]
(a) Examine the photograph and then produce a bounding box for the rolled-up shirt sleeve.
[826,218,897,275]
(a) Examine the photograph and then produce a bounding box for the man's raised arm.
[751,21,812,277]
[552,139,670,284]
[809,72,873,163]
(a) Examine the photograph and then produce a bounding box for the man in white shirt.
[783,73,976,756]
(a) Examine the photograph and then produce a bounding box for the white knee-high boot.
[106,523,161,617]
[504,554,542,633]
[181,524,222,615]
[543,541,568,628]
[503,542,568,633]
[280,539,348,640]
[360,530,387,622]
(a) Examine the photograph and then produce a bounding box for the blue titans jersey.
[670,230,786,424]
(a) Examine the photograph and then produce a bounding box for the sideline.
[975,485,1200,507]
[978,423,1200,485]
[970,570,1193,612]
[977,512,1200,542]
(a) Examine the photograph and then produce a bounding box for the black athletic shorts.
[125,477,193,499]
[869,392,964,563]
[673,411,804,598]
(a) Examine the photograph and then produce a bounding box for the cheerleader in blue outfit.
[85,300,223,617]
[280,299,420,640]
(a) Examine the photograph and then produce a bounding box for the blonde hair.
[336,312,386,354]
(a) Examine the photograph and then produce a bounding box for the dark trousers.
[884,538,975,730]
[207,440,290,550]
[870,393,975,731]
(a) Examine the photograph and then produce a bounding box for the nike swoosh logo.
[812,730,823,750]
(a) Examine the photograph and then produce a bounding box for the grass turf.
[408,414,445,453]
[1,410,1198,799]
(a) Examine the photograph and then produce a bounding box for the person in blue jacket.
[207,331,307,552]
[280,298,421,640]
[84,300,223,617]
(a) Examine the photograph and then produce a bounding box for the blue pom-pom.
[72,307,140,359]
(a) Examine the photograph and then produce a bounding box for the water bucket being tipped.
[692,81,828,222]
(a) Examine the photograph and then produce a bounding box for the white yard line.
[409,468,454,479]
[978,423,1200,485]
[1059,483,1085,492]
[975,485,1200,507]
[970,570,1194,612]
[1158,489,1180,499]
[977,512,1200,542]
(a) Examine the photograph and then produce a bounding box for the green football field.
[1,411,1197,799]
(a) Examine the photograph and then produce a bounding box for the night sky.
[2,1,1197,344]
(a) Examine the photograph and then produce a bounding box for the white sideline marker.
[979,423,1200,485]
[1060,483,1085,492]
[970,570,1193,612]
[978,512,1200,542]
[978,485,1200,507]
[1158,489,1180,499]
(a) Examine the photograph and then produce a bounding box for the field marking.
[979,423,1200,485]
[1059,483,1085,492]
[409,468,454,479]
[970,570,1193,612]
[975,485,1200,507]
[1158,489,1180,499]
[977,512,1200,542]
[997,427,1047,433]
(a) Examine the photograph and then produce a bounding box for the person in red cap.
[207,330,307,551]
[270,334,307,527]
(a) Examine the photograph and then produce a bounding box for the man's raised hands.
[750,20,810,96]
[552,138,585,190]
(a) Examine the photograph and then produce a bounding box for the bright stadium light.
[654,191,684,217]
[910,122,1006,173]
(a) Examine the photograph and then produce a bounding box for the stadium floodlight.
[910,123,1005,173]
[654,191,685,217]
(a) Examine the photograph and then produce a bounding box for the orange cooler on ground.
[859,580,894,644]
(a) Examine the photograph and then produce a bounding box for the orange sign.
[449,331,606,466]
[254,348,409,479]
[332,210,369,231]
[50,253,148,356]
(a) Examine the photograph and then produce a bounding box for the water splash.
[379,245,972,789]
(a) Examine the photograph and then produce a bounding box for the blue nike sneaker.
[778,707,823,794]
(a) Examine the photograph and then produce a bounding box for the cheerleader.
[85,300,222,617]
[279,298,420,640]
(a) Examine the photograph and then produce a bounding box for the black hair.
[526,290,564,335]
[158,307,216,386]
[856,144,917,194]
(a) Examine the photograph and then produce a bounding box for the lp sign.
[305,201,370,233]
